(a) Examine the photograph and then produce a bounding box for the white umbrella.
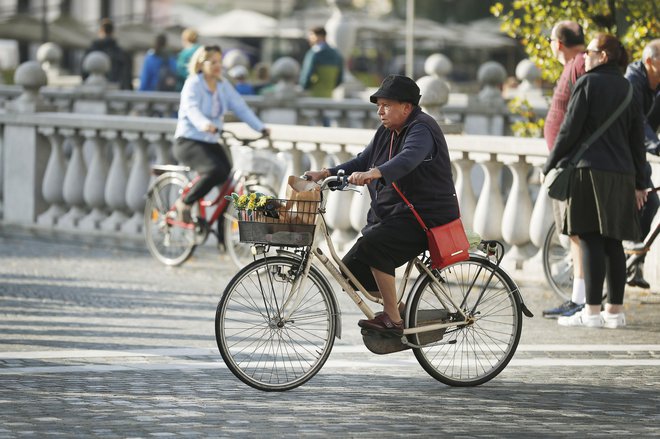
[198,9,303,39]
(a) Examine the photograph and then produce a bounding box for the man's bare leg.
[370,268,402,323]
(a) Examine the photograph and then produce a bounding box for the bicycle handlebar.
[220,129,270,147]
[302,170,355,192]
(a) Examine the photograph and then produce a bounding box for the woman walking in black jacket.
[543,33,647,329]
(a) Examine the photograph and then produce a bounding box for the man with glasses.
[623,39,660,288]
[542,21,588,318]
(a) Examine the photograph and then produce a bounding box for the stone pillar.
[514,59,542,98]
[324,147,354,249]
[3,61,54,224]
[325,0,364,98]
[464,61,507,135]
[36,42,63,84]
[259,57,300,125]
[417,54,450,120]
[74,51,114,114]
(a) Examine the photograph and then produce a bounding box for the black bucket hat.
[369,74,421,106]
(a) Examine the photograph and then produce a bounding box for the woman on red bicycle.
[173,45,270,221]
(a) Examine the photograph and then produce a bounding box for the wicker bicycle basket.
[237,198,320,247]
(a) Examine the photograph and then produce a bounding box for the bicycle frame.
[274,180,482,339]
[165,171,239,230]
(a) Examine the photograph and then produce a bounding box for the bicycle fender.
[405,256,534,320]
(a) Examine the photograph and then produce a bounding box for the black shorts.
[342,216,427,291]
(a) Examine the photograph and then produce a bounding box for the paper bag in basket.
[285,176,321,225]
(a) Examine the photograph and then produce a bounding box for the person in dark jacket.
[543,34,646,329]
[83,18,133,90]
[298,26,343,98]
[623,39,660,288]
[305,75,459,334]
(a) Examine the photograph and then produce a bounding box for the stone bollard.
[514,59,542,96]
[325,0,364,98]
[36,42,63,83]
[416,53,462,134]
[260,57,301,125]
[222,50,250,71]
[3,61,54,224]
[464,61,507,135]
[75,51,114,114]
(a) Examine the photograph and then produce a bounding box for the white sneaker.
[558,310,603,328]
[601,311,626,329]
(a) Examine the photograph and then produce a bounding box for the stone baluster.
[453,152,477,231]
[501,157,534,268]
[99,131,129,231]
[37,127,67,226]
[529,175,554,248]
[58,130,88,228]
[324,146,354,250]
[78,130,109,230]
[472,155,504,240]
[151,134,173,165]
[121,135,150,234]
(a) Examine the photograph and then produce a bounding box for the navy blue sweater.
[329,107,459,230]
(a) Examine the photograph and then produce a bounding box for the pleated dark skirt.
[559,168,640,241]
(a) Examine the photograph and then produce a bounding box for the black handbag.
[544,84,633,201]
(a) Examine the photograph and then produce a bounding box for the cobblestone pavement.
[1,227,659,438]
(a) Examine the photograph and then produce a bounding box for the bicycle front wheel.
[215,256,337,391]
[144,174,196,266]
[409,256,522,386]
[542,222,572,301]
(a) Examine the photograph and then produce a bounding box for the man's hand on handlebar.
[348,167,381,186]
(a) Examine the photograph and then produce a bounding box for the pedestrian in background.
[542,21,588,319]
[543,34,646,329]
[176,28,201,92]
[228,65,255,95]
[83,18,133,90]
[623,39,660,289]
[138,33,177,92]
[299,26,343,98]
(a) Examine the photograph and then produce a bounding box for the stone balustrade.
[2,110,658,283]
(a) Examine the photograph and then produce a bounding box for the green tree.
[491,0,659,82]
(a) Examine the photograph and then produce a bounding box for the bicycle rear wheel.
[542,222,572,301]
[215,256,337,391]
[409,256,522,386]
[144,174,197,266]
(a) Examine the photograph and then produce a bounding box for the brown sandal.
[358,312,404,335]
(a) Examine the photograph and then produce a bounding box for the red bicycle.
[143,130,278,267]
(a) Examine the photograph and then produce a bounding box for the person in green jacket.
[176,28,201,92]
[299,26,343,98]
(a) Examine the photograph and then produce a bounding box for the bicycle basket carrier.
[237,198,320,247]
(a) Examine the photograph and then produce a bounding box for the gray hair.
[642,39,660,61]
